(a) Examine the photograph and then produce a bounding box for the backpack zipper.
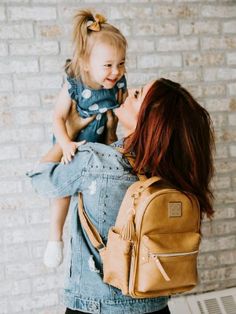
[149,250,198,282]
[149,250,198,258]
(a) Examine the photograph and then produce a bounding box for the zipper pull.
[151,254,171,282]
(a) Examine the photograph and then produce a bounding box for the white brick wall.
[0,0,236,313]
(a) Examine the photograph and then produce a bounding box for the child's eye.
[119,62,125,67]
[134,90,139,98]
[104,64,112,68]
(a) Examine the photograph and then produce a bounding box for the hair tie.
[87,14,107,32]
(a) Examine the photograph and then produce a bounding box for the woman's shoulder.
[77,141,132,171]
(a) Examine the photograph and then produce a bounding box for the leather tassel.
[121,212,136,241]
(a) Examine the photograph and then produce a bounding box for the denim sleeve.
[26,150,89,198]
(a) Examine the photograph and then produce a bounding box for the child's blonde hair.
[65,9,127,85]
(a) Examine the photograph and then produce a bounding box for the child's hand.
[61,140,85,164]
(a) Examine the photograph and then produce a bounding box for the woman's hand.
[66,101,95,140]
[105,110,118,144]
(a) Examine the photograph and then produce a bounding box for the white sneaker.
[43,241,63,268]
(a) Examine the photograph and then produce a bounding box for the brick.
[0,145,21,160]
[58,6,108,20]
[204,98,231,112]
[198,253,218,268]
[32,274,64,292]
[228,83,236,95]
[215,128,236,143]
[9,93,41,108]
[0,279,31,296]
[25,209,50,225]
[159,69,201,82]
[200,235,236,253]
[127,72,158,86]
[229,113,236,126]
[223,21,236,34]
[215,160,236,174]
[230,145,236,157]
[153,4,199,18]
[218,250,236,266]
[0,194,49,211]
[137,54,182,68]
[109,5,152,19]
[202,84,226,97]
[21,142,51,159]
[3,225,48,244]
[0,210,26,226]
[8,7,57,21]
[227,52,236,65]
[8,292,58,312]
[0,243,30,263]
[134,21,177,36]
[0,180,22,194]
[215,144,228,159]
[128,39,155,53]
[157,37,198,52]
[0,59,38,74]
[110,21,132,36]
[201,37,236,50]
[40,91,58,107]
[0,160,38,178]
[10,41,59,56]
[180,21,220,35]
[13,75,62,91]
[215,190,236,204]
[0,77,13,92]
[0,43,8,56]
[213,207,236,220]
[0,299,7,314]
[201,5,236,18]
[40,57,65,73]
[212,176,231,190]
[0,23,33,39]
[36,22,71,39]
[184,52,224,67]
[0,6,6,21]
[200,265,236,283]
[204,68,236,81]
[60,41,72,56]
[0,126,45,143]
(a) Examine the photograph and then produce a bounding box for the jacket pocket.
[137,232,200,293]
[100,227,132,295]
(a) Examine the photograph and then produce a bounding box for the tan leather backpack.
[78,156,201,298]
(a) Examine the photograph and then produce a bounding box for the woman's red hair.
[124,78,215,218]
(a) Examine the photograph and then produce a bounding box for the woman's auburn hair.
[124,78,215,218]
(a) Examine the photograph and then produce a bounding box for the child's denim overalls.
[67,75,127,143]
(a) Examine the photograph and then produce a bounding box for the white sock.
[43,241,63,268]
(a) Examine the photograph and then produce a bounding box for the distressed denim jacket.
[27,141,169,314]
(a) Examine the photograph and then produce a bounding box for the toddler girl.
[44,9,127,267]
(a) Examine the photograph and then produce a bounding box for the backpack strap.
[78,193,105,251]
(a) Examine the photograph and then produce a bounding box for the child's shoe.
[43,241,63,268]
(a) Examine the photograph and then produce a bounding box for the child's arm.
[53,82,79,164]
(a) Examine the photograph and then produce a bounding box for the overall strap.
[78,193,105,251]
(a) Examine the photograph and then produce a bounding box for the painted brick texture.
[0,0,236,313]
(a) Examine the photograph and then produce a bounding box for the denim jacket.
[27,141,168,314]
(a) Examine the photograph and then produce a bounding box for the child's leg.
[44,196,70,268]
[49,197,70,241]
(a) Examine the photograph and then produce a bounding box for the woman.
[27,78,214,314]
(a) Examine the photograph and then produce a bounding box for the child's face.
[86,42,126,89]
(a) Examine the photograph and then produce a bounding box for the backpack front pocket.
[136,232,200,294]
[100,227,132,295]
